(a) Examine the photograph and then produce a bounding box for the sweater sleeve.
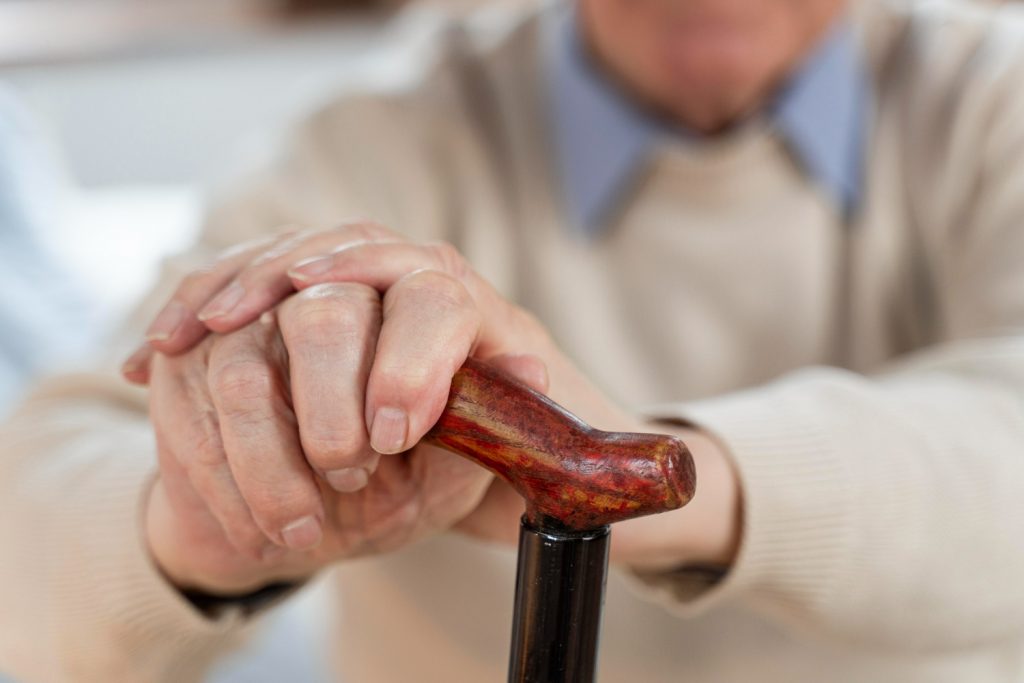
[0,80,453,681]
[0,375,259,682]
[630,19,1024,653]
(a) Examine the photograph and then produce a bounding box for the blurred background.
[0,0,496,680]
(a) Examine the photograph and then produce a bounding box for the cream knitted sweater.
[3,1,1024,681]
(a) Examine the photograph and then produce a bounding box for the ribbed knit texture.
[0,377,254,682]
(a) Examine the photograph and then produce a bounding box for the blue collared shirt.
[544,5,870,236]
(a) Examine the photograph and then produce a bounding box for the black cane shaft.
[508,518,611,683]
[427,360,696,682]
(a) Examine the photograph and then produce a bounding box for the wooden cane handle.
[425,358,696,531]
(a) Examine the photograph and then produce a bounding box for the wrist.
[144,480,292,595]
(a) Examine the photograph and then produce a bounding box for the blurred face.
[580,0,848,133]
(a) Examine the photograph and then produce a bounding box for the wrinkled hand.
[146,284,556,593]
[131,224,741,594]
[134,224,594,594]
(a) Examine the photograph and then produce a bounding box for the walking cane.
[425,358,697,683]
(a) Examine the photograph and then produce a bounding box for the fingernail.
[120,345,150,375]
[197,282,245,322]
[281,515,322,551]
[288,256,332,282]
[325,467,370,493]
[370,406,408,454]
[145,301,186,342]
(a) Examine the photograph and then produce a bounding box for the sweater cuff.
[629,376,855,618]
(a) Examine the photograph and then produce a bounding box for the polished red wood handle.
[425,358,696,531]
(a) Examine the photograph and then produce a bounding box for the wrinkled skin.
[131,224,740,594]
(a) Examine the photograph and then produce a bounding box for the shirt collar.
[544,5,870,236]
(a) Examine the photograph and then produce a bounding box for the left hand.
[125,223,742,570]
[125,222,629,432]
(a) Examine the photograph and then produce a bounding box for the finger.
[364,268,482,454]
[288,240,464,294]
[329,451,421,557]
[149,353,274,559]
[197,221,399,334]
[121,344,154,385]
[146,234,286,355]
[154,430,281,563]
[286,241,527,357]
[278,282,383,493]
[208,316,326,551]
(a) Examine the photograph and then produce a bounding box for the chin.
[648,37,781,124]
[660,64,764,118]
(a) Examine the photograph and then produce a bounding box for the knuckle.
[397,268,471,309]
[286,284,378,333]
[188,447,226,475]
[210,360,276,405]
[373,361,435,402]
[179,418,226,471]
[180,451,227,496]
[299,281,377,303]
[153,384,222,467]
[295,300,365,337]
[426,241,468,278]
[303,429,367,467]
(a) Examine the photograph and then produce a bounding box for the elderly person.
[3,0,1024,681]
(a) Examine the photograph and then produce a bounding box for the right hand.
[144,281,549,595]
